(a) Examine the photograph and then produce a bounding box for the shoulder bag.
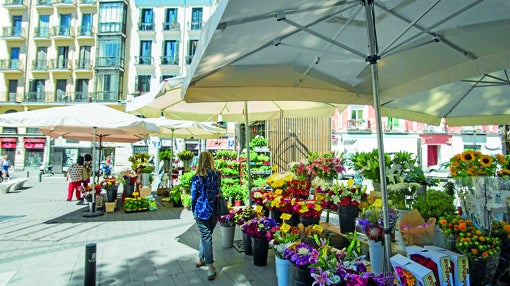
[216,190,229,216]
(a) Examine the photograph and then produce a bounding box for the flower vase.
[300,216,320,227]
[242,232,253,256]
[123,183,135,198]
[275,256,292,286]
[220,225,235,248]
[293,265,314,286]
[252,237,269,266]
[141,173,150,187]
[271,209,283,224]
[337,205,359,233]
[468,252,500,286]
[105,188,118,202]
[368,240,384,275]
[286,214,301,227]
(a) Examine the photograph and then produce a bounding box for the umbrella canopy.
[381,69,510,126]
[183,0,510,105]
[126,79,346,122]
[0,103,159,142]
[143,117,226,139]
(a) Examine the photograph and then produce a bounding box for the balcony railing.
[98,22,122,34]
[77,26,94,37]
[73,92,91,102]
[51,26,74,37]
[95,57,124,68]
[161,55,179,65]
[75,59,93,70]
[48,59,72,70]
[163,22,180,32]
[3,0,26,8]
[7,92,18,102]
[35,0,52,7]
[0,59,23,71]
[138,22,154,31]
[26,92,46,102]
[34,26,50,38]
[52,0,75,6]
[79,0,96,5]
[95,91,119,102]
[135,56,153,65]
[189,21,204,31]
[347,119,371,131]
[1,27,25,38]
[32,59,49,71]
[186,55,193,65]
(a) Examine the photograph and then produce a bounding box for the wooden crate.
[105,202,116,213]
[95,195,104,208]
[140,187,151,198]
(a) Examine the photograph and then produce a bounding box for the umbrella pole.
[169,129,174,188]
[364,0,391,272]
[244,101,252,207]
[84,127,103,217]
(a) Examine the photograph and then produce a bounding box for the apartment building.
[0,0,217,172]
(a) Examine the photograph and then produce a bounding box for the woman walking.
[190,151,221,281]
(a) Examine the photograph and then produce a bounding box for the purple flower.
[311,267,333,286]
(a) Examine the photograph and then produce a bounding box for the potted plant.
[413,189,456,221]
[181,193,191,209]
[178,150,194,170]
[168,185,182,207]
[249,135,268,151]
[159,149,174,170]
[350,149,388,184]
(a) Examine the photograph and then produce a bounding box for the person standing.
[1,155,11,180]
[190,151,221,281]
[83,154,92,187]
[66,155,84,204]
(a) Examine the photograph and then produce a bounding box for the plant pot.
[293,265,314,286]
[220,225,235,248]
[105,188,118,203]
[141,173,150,187]
[337,205,359,233]
[275,256,292,286]
[123,183,135,198]
[234,199,242,207]
[368,240,384,275]
[243,232,253,256]
[252,237,269,266]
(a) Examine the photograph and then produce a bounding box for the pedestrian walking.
[66,155,85,204]
[1,155,11,180]
[190,151,221,281]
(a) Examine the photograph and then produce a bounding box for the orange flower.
[479,236,486,242]
[471,248,478,255]
[459,223,466,231]
[475,230,482,236]
[440,219,447,225]
[482,251,489,258]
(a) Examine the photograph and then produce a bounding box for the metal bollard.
[38,171,42,183]
[26,171,29,178]
[84,243,96,286]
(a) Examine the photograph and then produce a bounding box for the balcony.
[135,56,153,65]
[1,27,25,41]
[74,59,93,73]
[51,26,75,41]
[78,0,96,8]
[33,27,51,41]
[26,92,47,102]
[32,60,49,72]
[73,91,91,102]
[97,22,123,34]
[162,22,181,34]
[95,57,124,69]
[52,0,76,9]
[48,59,72,72]
[185,55,193,65]
[347,119,372,132]
[55,91,72,103]
[3,0,27,10]
[35,0,52,10]
[76,26,95,41]
[0,59,24,73]
[2,92,20,102]
[95,91,119,102]
[161,55,179,65]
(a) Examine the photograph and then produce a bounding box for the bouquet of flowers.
[233,206,258,226]
[448,150,509,177]
[128,153,151,171]
[326,179,368,209]
[218,211,236,227]
[356,201,398,242]
[79,185,95,202]
[240,216,278,238]
[119,168,138,184]
[266,224,300,258]
[177,150,194,161]
[266,172,294,190]
[284,242,320,269]
[270,195,298,214]
[286,179,312,198]
[100,175,119,191]
[251,189,275,209]
[290,152,345,181]
[293,200,325,219]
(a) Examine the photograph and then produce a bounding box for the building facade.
[0,0,217,172]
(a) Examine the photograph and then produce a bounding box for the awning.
[0,137,17,149]
[420,134,452,145]
[24,137,45,149]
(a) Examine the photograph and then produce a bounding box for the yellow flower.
[479,155,493,167]
[461,151,476,162]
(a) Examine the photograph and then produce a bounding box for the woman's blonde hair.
[195,151,215,176]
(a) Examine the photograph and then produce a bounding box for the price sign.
[280,223,291,233]
[280,213,292,221]
[312,224,324,233]
[255,205,263,213]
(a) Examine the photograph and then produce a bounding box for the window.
[59,14,71,36]
[139,8,153,31]
[9,48,19,69]
[8,80,17,102]
[35,47,47,70]
[139,41,152,64]
[77,46,91,69]
[348,105,366,130]
[96,73,122,101]
[161,74,176,82]
[29,80,46,101]
[97,38,123,67]
[57,46,69,68]
[191,8,202,30]
[135,75,151,94]
[81,13,93,35]
[37,15,50,37]
[162,40,178,64]
[187,40,198,64]
[164,8,178,30]
[99,2,124,33]
[75,79,89,101]
[12,15,22,37]
[55,79,68,102]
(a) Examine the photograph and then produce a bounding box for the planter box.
[140,187,151,198]
[105,202,116,213]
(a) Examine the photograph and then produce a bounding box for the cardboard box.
[391,253,437,286]
[424,245,470,286]
[140,187,151,198]
[105,202,116,213]
[407,245,453,286]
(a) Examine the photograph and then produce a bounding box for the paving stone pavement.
[0,174,280,286]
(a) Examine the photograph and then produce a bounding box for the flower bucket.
[141,173,150,187]
[275,256,292,286]
[252,237,269,266]
[300,216,320,227]
[243,232,253,256]
[469,252,500,286]
[293,265,314,286]
[220,225,235,248]
[123,183,135,198]
[105,188,118,202]
[337,205,359,234]
[368,240,384,275]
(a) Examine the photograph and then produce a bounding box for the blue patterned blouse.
[190,170,221,220]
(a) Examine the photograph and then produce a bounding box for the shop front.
[0,137,17,168]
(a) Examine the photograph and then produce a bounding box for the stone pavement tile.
[0,272,16,286]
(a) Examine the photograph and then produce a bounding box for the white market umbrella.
[144,117,226,140]
[0,104,159,216]
[181,0,510,272]
[381,69,510,126]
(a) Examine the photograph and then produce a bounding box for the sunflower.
[461,151,476,162]
[479,155,494,167]
[496,154,507,164]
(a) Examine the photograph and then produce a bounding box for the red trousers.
[67,181,82,201]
